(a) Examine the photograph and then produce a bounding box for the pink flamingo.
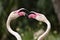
[28,11,51,40]
[6,8,26,40]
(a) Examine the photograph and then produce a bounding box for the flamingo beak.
[28,11,36,19]
[17,8,30,16]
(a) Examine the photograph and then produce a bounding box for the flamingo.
[28,11,51,40]
[6,8,27,40]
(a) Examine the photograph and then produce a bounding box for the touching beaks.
[15,8,37,19]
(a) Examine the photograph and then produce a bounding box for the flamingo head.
[28,11,47,22]
[9,8,29,19]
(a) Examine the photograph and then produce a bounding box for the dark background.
[0,0,60,40]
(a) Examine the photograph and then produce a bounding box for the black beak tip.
[19,8,30,13]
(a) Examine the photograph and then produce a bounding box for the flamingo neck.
[6,17,22,40]
[38,20,51,40]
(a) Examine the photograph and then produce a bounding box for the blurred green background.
[0,0,60,40]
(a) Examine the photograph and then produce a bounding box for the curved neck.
[38,20,51,40]
[6,17,22,40]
